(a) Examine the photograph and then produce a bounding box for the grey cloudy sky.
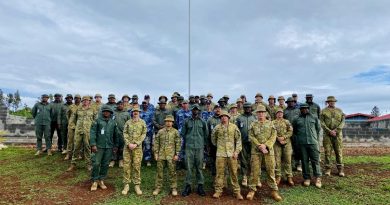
[1,0,390,114]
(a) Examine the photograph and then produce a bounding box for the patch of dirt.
[343,147,390,156]
[0,176,26,204]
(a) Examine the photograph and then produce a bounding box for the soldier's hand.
[233,152,238,159]
[173,155,179,161]
[280,140,286,145]
[277,137,284,143]
[91,146,97,153]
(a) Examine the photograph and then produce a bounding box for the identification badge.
[37,109,40,113]
[240,122,243,128]
[101,129,105,135]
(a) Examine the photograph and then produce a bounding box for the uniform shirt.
[123,118,147,147]
[307,102,321,118]
[236,113,257,143]
[153,127,181,160]
[114,109,131,134]
[292,113,321,145]
[140,109,154,135]
[181,117,208,149]
[201,110,214,122]
[70,106,97,135]
[153,108,172,132]
[91,102,103,113]
[90,117,119,149]
[283,107,300,123]
[268,105,278,120]
[32,102,53,125]
[272,118,293,144]
[50,101,63,123]
[175,109,192,133]
[249,120,276,155]
[320,107,345,134]
[60,103,73,126]
[211,123,242,157]
[67,103,81,129]
[229,113,240,124]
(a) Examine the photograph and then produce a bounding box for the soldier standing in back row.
[32,94,53,156]
[284,97,301,172]
[64,94,81,160]
[321,96,345,177]
[305,94,321,118]
[140,100,155,166]
[50,93,63,152]
[206,105,222,176]
[153,99,172,134]
[60,94,73,155]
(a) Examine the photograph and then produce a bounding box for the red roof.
[368,114,390,122]
[345,113,375,119]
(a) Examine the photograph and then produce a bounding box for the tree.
[5,93,14,110]
[0,89,4,105]
[13,90,21,111]
[371,106,381,117]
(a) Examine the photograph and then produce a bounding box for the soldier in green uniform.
[90,105,119,191]
[50,93,63,152]
[198,95,207,112]
[64,94,81,160]
[181,105,208,197]
[152,115,181,196]
[284,97,302,171]
[246,106,282,202]
[168,93,179,111]
[60,94,73,155]
[320,96,345,177]
[236,102,256,186]
[211,111,243,200]
[109,101,131,168]
[32,94,53,156]
[206,93,216,108]
[153,99,172,134]
[273,108,294,186]
[292,103,322,188]
[217,98,228,112]
[106,94,117,111]
[305,94,321,118]
[121,107,147,196]
[67,96,97,171]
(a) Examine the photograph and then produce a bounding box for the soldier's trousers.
[208,144,217,176]
[91,148,112,181]
[323,134,343,169]
[185,148,204,185]
[239,142,251,177]
[274,143,293,178]
[60,123,68,151]
[112,134,124,161]
[123,147,143,185]
[50,121,62,149]
[249,153,278,191]
[215,156,240,194]
[71,132,91,166]
[155,159,177,189]
[143,131,153,162]
[66,128,75,154]
[35,124,51,150]
[291,135,302,167]
[300,144,321,179]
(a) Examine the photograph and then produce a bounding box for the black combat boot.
[197,184,206,196]
[181,184,191,197]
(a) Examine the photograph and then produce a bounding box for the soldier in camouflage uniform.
[229,103,239,124]
[167,93,178,111]
[206,105,222,176]
[236,98,244,114]
[246,106,282,202]
[50,93,63,152]
[121,107,147,196]
[109,101,131,168]
[152,115,181,196]
[90,105,119,191]
[122,94,131,111]
[60,94,73,155]
[236,102,256,186]
[67,96,97,171]
[320,96,345,177]
[92,94,103,113]
[32,94,53,156]
[198,95,207,112]
[206,93,216,108]
[140,100,155,166]
[251,93,271,115]
[284,97,302,171]
[277,96,287,110]
[64,94,81,160]
[211,111,243,200]
[273,108,294,186]
[268,95,278,120]
[175,100,192,165]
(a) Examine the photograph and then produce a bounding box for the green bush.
[9,108,33,119]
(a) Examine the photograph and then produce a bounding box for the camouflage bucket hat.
[255,93,263,98]
[164,115,175,122]
[132,107,141,112]
[95,94,102,98]
[108,94,115,99]
[220,111,231,118]
[74,94,81,98]
[326,96,337,102]
[255,106,267,113]
[191,104,200,110]
[268,95,276,100]
[277,96,285,100]
[276,108,284,113]
[65,94,73,99]
[81,96,91,102]
[101,105,113,114]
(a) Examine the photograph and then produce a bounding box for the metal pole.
[188,0,191,97]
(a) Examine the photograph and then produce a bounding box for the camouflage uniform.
[236,111,256,178]
[32,98,53,151]
[69,103,97,166]
[112,108,131,162]
[140,108,154,162]
[66,103,81,155]
[91,102,103,113]
[320,100,345,172]
[123,118,147,185]
[273,118,293,178]
[248,120,278,192]
[153,125,181,189]
[211,122,242,194]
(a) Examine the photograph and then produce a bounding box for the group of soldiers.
[32,92,345,202]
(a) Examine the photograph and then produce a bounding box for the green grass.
[1,147,390,205]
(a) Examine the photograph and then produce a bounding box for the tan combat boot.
[66,164,76,172]
[202,162,206,170]
[303,179,310,187]
[61,150,67,155]
[64,153,70,160]
[212,192,222,199]
[153,188,160,196]
[338,167,345,177]
[122,184,129,195]
[134,185,143,195]
[235,192,244,200]
[275,176,281,185]
[146,161,152,167]
[324,168,331,176]
[246,191,255,200]
[35,150,41,156]
[47,149,53,156]
[171,188,178,196]
[242,175,248,186]
[315,178,322,188]
[109,161,115,167]
[296,164,302,172]
[119,160,124,168]
[287,177,295,186]
[271,190,283,202]
[91,182,98,191]
[98,180,107,189]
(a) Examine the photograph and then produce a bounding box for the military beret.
[132,94,138,99]
[41,94,49,98]
[164,115,175,122]
[65,94,73,99]
[255,93,263,98]
[108,94,115,99]
[243,102,252,108]
[300,103,310,108]
[101,105,113,114]
[54,93,62,97]
[95,94,102,98]
[122,94,130,100]
[306,94,313,98]
[74,94,81,98]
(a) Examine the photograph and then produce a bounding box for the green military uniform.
[248,118,278,192]
[153,100,173,133]
[273,116,293,179]
[284,98,301,168]
[320,96,345,173]
[292,104,322,180]
[122,116,147,186]
[90,106,119,181]
[32,95,53,151]
[153,116,181,190]
[60,96,73,153]
[66,102,81,155]
[211,119,242,195]
[50,97,63,150]
[69,98,97,167]
[207,114,221,175]
[113,107,131,163]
